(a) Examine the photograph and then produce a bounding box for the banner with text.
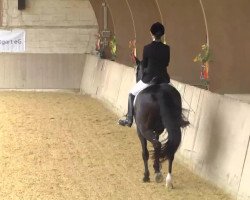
[0,29,25,52]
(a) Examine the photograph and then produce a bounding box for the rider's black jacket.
[141,41,170,84]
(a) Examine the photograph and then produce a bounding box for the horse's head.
[135,57,143,83]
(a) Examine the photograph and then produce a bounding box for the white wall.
[80,54,135,116]
[0,54,86,89]
[80,54,250,200]
[173,81,250,200]
[225,94,250,104]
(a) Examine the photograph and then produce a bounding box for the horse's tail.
[180,110,190,128]
[157,89,189,161]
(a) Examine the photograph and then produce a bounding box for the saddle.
[134,77,171,105]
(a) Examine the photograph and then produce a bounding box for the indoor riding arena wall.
[0,53,85,89]
[80,54,250,200]
[0,0,98,89]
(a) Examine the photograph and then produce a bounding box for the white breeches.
[130,80,150,96]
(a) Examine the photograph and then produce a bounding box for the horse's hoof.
[166,182,174,189]
[154,172,163,183]
[143,177,150,182]
[166,173,174,189]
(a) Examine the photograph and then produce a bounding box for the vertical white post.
[102,2,108,30]
[199,0,209,45]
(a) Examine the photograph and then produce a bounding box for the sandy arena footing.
[0,92,232,200]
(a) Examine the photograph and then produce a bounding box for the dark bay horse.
[133,58,189,188]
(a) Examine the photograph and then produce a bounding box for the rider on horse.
[118,22,171,127]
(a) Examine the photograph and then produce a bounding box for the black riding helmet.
[150,22,165,37]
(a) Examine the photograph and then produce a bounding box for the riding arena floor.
[0,91,233,200]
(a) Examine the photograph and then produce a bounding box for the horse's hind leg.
[165,127,181,189]
[166,157,174,189]
[142,129,163,183]
[137,128,150,182]
[152,139,164,183]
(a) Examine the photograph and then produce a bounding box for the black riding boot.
[118,94,135,127]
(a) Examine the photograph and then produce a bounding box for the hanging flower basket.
[129,39,136,64]
[95,33,105,59]
[200,62,209,80]
[194,44,211,90]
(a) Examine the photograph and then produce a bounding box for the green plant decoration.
[193,43,211,64]
[109,36,117,60]
[194,43,212,90]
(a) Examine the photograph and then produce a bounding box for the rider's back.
[141,41,170,83]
